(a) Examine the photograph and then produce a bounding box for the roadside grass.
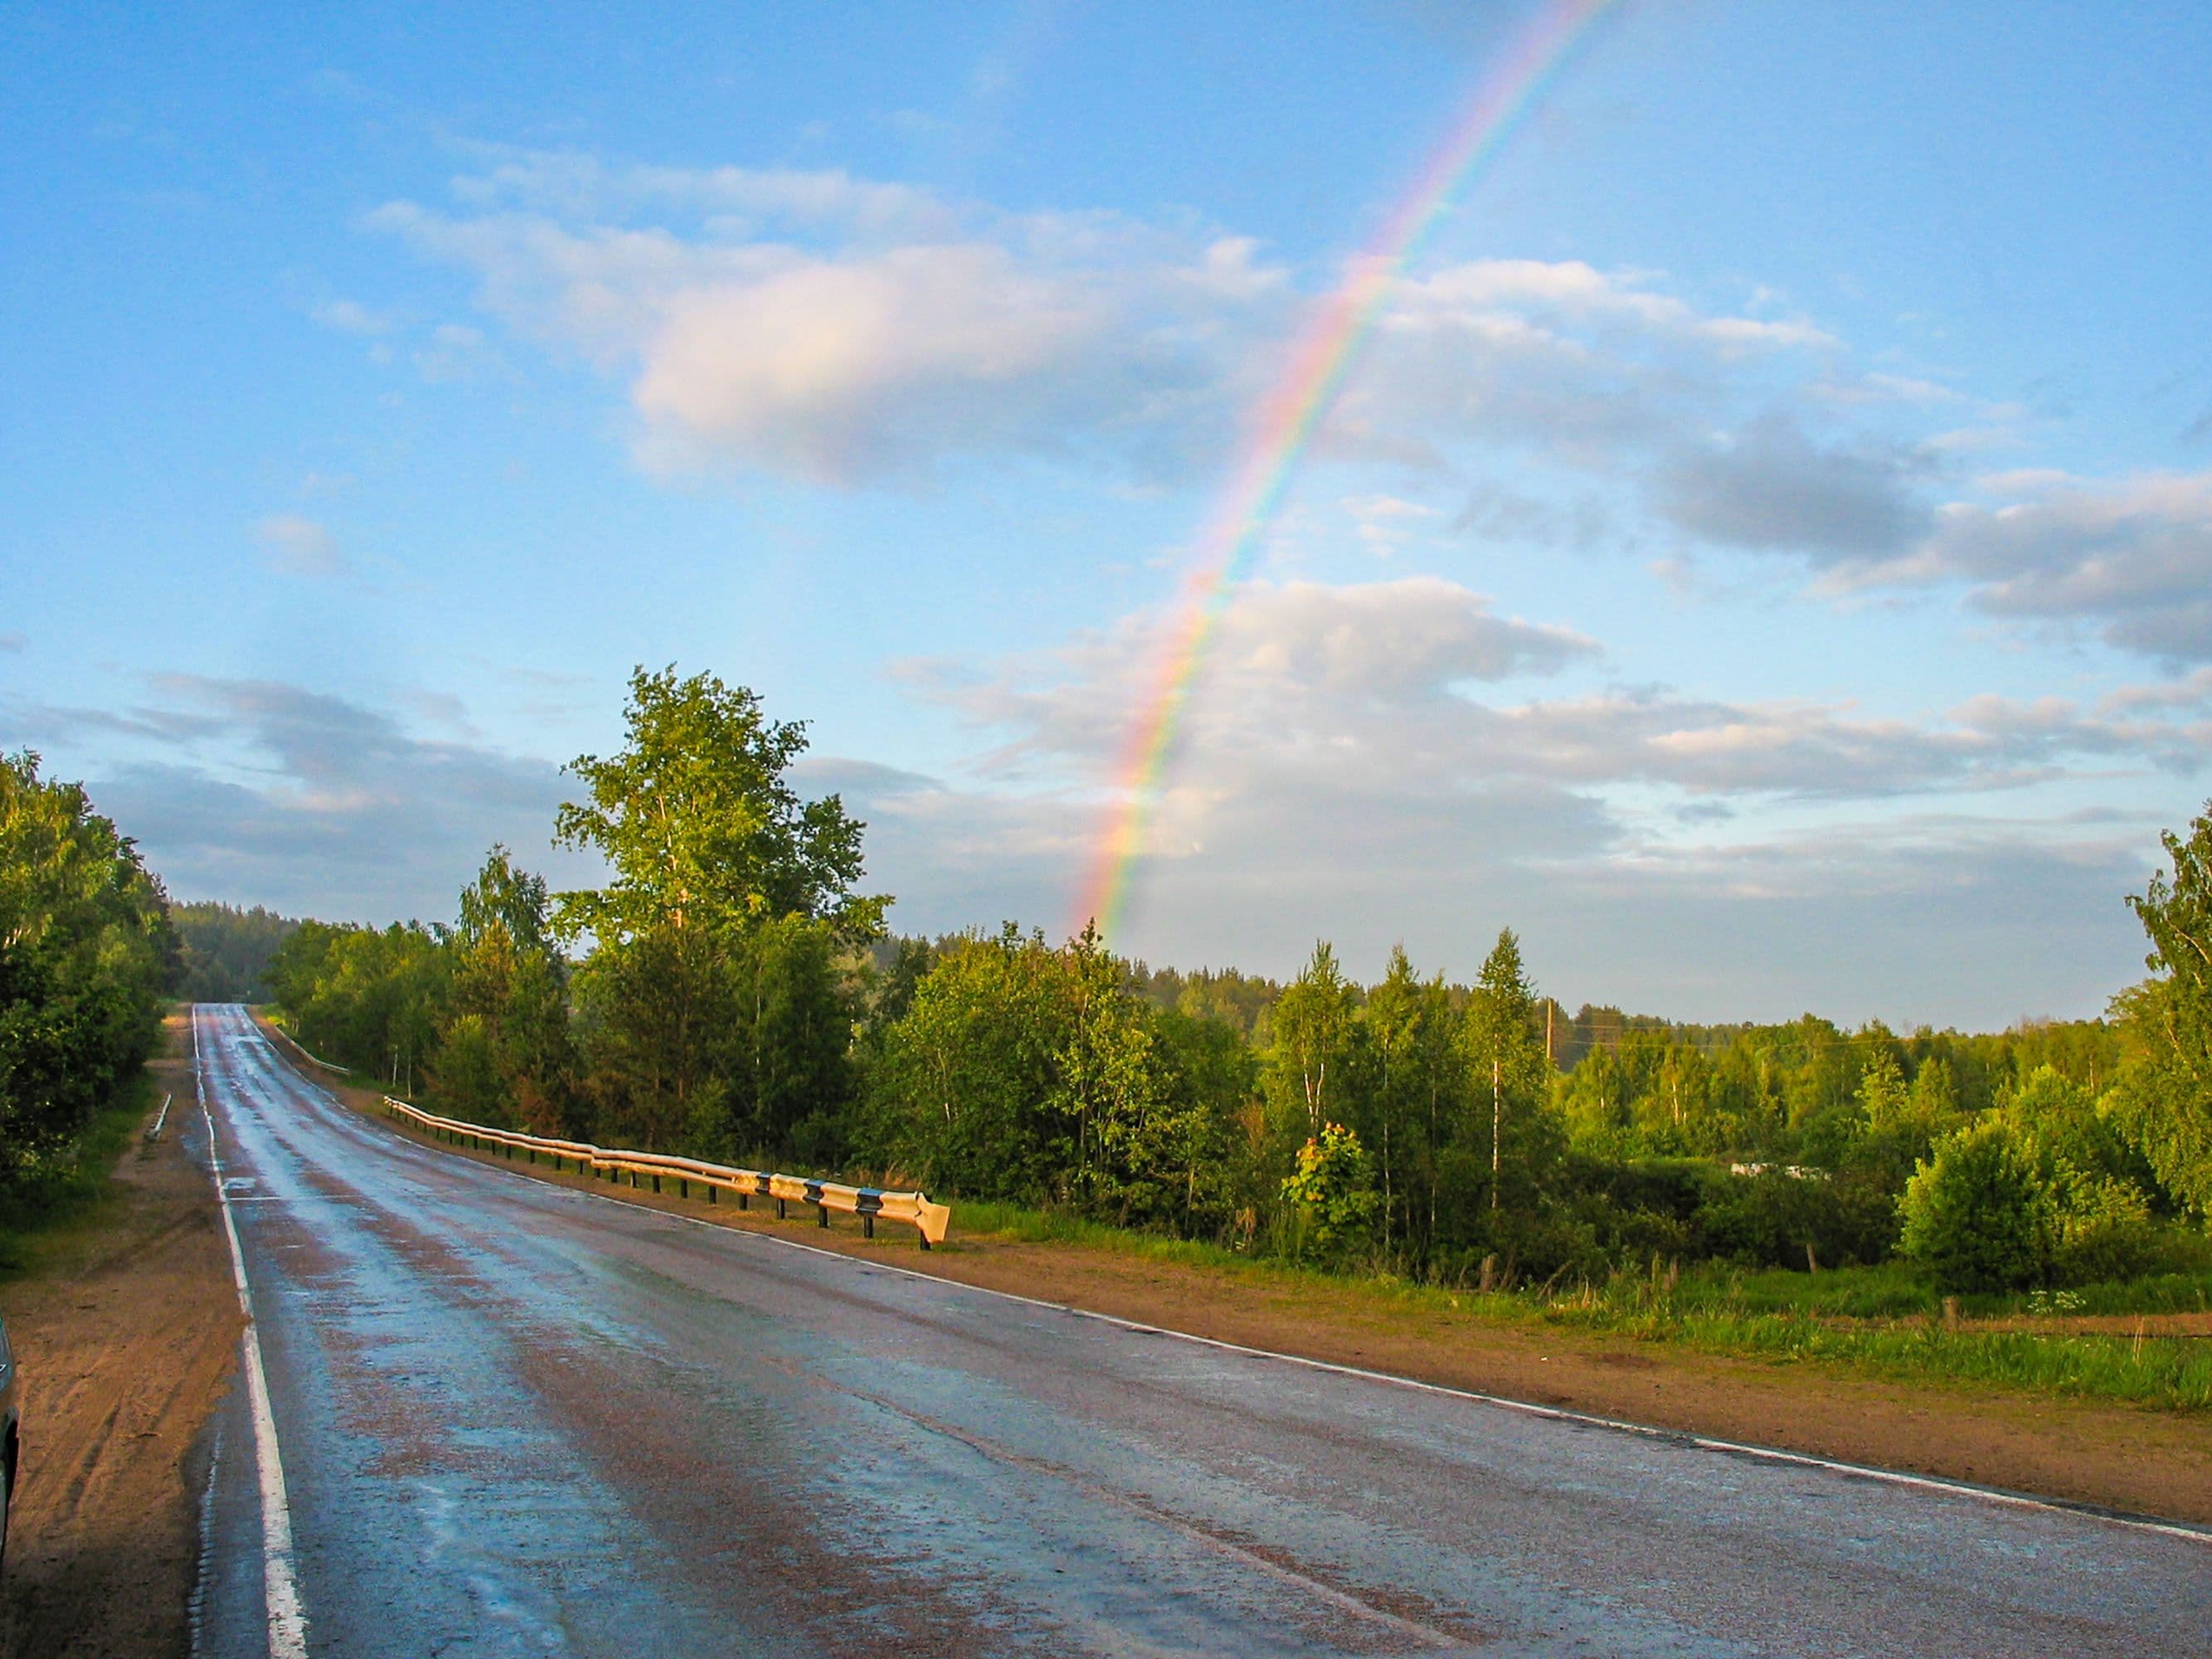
[0,1071,158,1277]
[945,1198,2212,1413]
[1529,1265,2212,1413]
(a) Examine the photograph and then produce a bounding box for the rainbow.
[1072,0,1622,942]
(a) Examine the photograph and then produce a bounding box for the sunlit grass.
[931,1197,2212,1413]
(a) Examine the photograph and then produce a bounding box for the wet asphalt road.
[185,1004,2208,1657]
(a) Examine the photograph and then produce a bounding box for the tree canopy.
[554,665,883,945]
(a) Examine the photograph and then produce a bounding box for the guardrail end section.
[916,1197,951,1248]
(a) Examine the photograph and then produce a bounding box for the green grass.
[0,1071,158,1277]
[952,1198,1265,1272]
[1534,1278,2212,1412]
[1573,1257,2212,1322]
[938,1198,2212,1413]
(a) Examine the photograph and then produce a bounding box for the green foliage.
[246,680,2212,1335]
[553,665,883,946]
[2107,799,2212,1216]
[542,669,878,1165]
[439,848,576,1134]
[266,918,446,1088]
[1461,929,1552,1213]
[860,925,1252,1233]
[1280,1121,1379,1258]
[1899,1119,2054,1292]
[0,752,174,1191]
[1265,942,1360,1141]
[170,901,297,1002]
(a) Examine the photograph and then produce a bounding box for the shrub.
[1279,1121,1378,1258]
[1898,1119,2054,1292]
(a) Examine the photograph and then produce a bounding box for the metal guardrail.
[263,1020,351,1075]
[379,1096,951,1248]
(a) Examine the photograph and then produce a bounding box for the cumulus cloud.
[1326,258,1842,476]
[368,152,1284,483]
[370,151,1890,499]
[903,576,1597,781]
[915,575,2200,809]
[871,574,2203,1014]
[255,514,347,578]
[1657,414,1933,560]
[1881,471,2212,662]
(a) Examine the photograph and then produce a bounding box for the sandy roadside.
[0,1011,241,1659]
[260,1011,2212,1529]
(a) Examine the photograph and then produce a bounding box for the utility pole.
[1545,1000,1555,1069]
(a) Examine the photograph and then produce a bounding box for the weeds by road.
[951,1200,2212,1414]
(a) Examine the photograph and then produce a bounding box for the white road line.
[265,1021,2212,1550]
[197,1006,311,1659]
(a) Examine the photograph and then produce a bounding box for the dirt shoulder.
[269,1017,2212,1529]
[0,1010,242,1659]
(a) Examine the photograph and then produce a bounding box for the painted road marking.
[197,1006,311,1659]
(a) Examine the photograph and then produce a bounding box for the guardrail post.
[863,1214,875,1239]
[737,1192,748,1209]
[678,1177,688,1199]
[817,1203,828,1229]
[776,1198,786,1219]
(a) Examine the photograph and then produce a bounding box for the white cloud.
[865,576,2190,1018]
[850,592,2180,1019]
[413,321,508,385]
[369,153,1284,484]
[1892,471,2212,662]
[310,298,392,334]
[255,514,346,578]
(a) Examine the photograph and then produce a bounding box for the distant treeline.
[171,901,298,1003]
[266,669,2212,1297]
[0,752,174,1194]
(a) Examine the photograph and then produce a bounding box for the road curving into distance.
[187,1003,2205,1657]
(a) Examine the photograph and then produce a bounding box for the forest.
[259,668,2212,1300]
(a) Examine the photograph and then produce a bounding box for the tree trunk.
[1490,1055,1501,1211]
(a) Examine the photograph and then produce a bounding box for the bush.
[1899,1119,2054,1292]
[1279,1122,1379,1260]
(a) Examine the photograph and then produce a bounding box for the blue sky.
[6,1,2211,1027]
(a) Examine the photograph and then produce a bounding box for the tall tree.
[1461,928,1546,1211]
[439,847,576,1133]
[555,665,883,945]
[555,668,884,1158]
[1268,941,1360,1138]
[1364,945,1430,1249]
[2112,800,2212,1213]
